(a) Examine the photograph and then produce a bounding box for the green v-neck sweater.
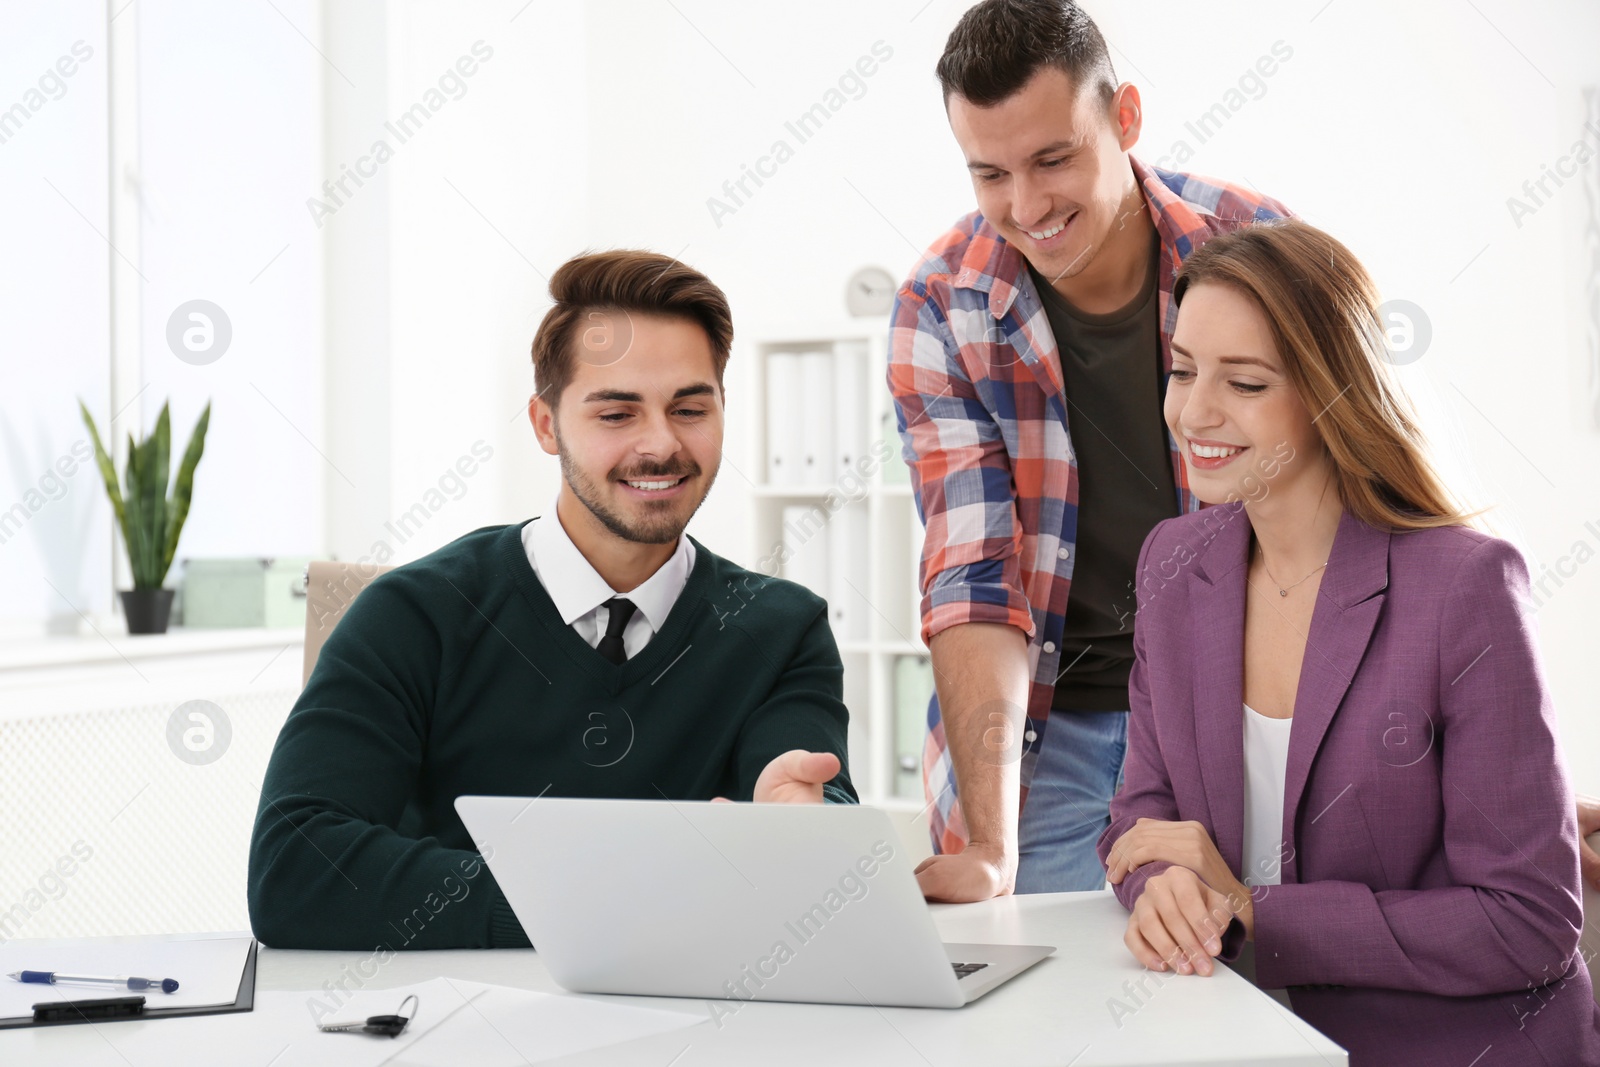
[247,520,856,950]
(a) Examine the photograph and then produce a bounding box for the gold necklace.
[1255,543,1327,597]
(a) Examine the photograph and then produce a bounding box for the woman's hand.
[1124,866,1251,977]
[1107,818,1246,901]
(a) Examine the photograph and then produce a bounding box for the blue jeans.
[1014,709,1129,893]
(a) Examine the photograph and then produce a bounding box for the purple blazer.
[1096,501,1600,1066]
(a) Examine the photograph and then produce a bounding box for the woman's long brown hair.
[1173,219,1478,532]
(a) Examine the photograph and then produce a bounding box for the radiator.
[0,634,302,942]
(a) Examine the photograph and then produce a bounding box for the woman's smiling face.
[1164,281,1325,506]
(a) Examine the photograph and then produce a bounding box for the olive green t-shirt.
[1030,238,1179,712]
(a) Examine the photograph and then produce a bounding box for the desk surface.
[5,891,1346,1066]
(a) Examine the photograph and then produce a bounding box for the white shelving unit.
[746,319,934,811]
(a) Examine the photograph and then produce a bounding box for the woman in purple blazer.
[1095,219,1600,1066]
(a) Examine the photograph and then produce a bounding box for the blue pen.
[8,970,179,994]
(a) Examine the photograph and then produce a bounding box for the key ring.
[317,993,419,1038]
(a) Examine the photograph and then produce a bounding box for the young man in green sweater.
[248,250,856,950]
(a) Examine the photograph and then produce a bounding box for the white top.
[1237,702,1296,1007]
[521,501,696,661]
[1240,702,1293,888]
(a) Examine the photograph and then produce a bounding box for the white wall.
[580,0,975,556]
[384,1,589,542]
[318,0,589,566]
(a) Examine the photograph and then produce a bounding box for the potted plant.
[79,399,212,634]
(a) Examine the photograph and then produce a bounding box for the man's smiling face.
[947,66,1139,286]
[534,310,724,546]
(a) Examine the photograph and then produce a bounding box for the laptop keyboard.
[951,962,990,980]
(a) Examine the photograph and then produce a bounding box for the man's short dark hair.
[531,250,733,407]
[936,0,1118,110]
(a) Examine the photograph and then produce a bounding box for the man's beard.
[557,434,714,545]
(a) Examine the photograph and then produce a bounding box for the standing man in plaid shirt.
[889,0,1292,901]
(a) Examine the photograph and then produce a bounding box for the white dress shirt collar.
[521,500,696,634]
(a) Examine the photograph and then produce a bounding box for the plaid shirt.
[888,157,1292,855]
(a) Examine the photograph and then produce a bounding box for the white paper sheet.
[98,977,462,1067]
[0,933,254,1019]
[92,977,704,1067]
[403,978,705,1066]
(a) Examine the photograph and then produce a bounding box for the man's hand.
[1106,818,1242,901]
[1123,866,1248,977]
[914,841,1016,903]
[1578,794,1600,893]
[736,749,840,804]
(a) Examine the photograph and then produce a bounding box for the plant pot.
[120,588,176,635]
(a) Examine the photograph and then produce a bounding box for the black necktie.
[597,597,637,665]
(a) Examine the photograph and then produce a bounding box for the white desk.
[5,891,1346,1066]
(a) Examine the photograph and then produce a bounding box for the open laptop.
[454,796,1054,1009]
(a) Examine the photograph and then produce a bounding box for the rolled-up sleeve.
[887,277,1033,647]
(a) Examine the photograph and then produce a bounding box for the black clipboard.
[0,938,257,1029]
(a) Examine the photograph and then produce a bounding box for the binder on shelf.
[832,340,870,482]
[798,350,834,486]
[893,655,936,800]
[827,499,870,642]
[880,409,910,485]
[907,517,926,644]
[755,327,931,805]
[780,504,830,599]
[764,351,805,485]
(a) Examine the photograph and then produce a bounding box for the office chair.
[300,560,395,686]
